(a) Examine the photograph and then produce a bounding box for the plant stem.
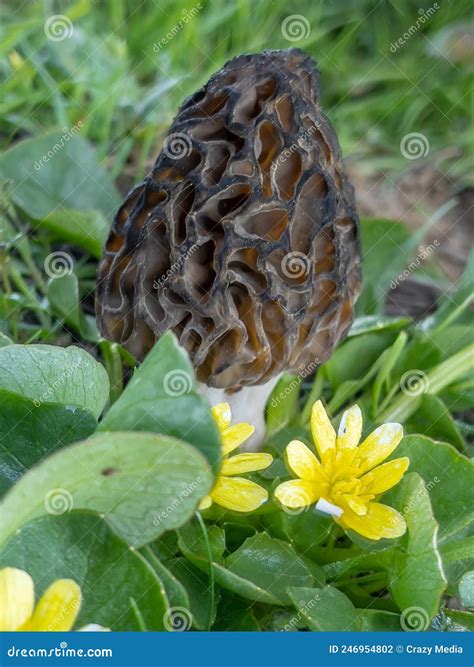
[195,511,214,631]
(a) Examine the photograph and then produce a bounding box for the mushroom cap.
[96,48,361,389]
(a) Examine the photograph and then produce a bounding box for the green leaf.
[225,533,313,605]
[380,344,474,423]
[429,324,474,361]
[357,218,410,315]
[0,344,109,419]
[271,507,333,554]
[47,274,99,342]
[0,512,168,631]
[178,518,225,563]
[141,546,190,611]
[167,558,216,630]
[386,473,446,620]
[357,609,401,631]
[266,372,301,436]
[348,315,411,338]
[0,333,13,347]
[443,609,474,631]
[213,593,260,631]
[211,562,281,605]
[0,132,121,256]
[0,389,96,495]
[325,330,399,390]
[100,333,221,473]
[372,330,407,416]
[395,435,474,541]
[440,536,474,564]
[459,571,474,609]
[422,247,474,332]
[287,586,359,631]
[405,394,465,451]
[0,431,212,548]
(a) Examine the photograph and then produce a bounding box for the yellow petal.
[338,502,406,540]
[361,457,410,495]
[337,405,362,450]
[23,579,81,631]
[198,495,212,510]
[310,400,336,461]
[221,423,255,455]
[0,568,34,631]
[210,476,268,512]
[274,479,319,508]
[356,423,403,473]
[221,452,273,476]
[285,440,323,481]
[343,494,368,516]
[211,402,232,431]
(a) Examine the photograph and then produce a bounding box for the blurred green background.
[1,0,472,180]
[0,0,472,349]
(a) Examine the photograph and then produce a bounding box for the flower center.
[320,450,374,516]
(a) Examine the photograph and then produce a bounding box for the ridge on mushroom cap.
[96,48,361,389]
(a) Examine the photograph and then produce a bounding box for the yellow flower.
[0,567,81,631]
[274,401,409,540]
[199,403,273,512]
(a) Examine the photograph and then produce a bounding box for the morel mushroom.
[97,48,361,445]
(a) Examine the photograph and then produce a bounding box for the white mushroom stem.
[197,374,282,451]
